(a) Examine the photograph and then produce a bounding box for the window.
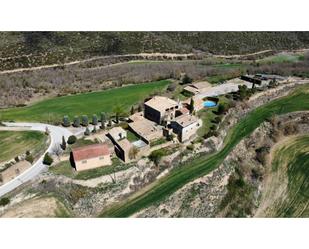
[82,160,87,164]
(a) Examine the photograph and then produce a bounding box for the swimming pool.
[203,100,217,108]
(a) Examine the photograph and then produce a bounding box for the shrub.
[92,114,98,125]
[26,150,30,156]
[43,152,53,165]
[149,149,165,166]
[15,156,20,162]
[62,115,70,127]
[81,115,89,126]
[182,74,193,84]
[186,144,194,151]
[84,127,90,136]
[25,154,34,163]
[73,116,80,127]
[67,135,77,144]
[0,197,10,207]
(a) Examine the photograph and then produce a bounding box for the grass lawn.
[0,80,170,123]
[197,96,230,137]
[49,158,132,180]
[126,129,140,142]
[0,130,47,163]
[99,84,309,217]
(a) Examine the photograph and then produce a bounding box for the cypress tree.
[92,114,98,125]
[62,115,70,127]
[81,115,89,126]
[73,116,80,127]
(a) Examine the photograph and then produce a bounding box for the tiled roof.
[144,96,178,112]
[72,143,110,161]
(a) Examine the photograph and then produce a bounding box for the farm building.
[144,96,180,124]
[171,114,202,142]
[71,144,111,171]
[183,81,211,96]
[108,127,127,141]
[113,138,134,163]
[128,117,163,144]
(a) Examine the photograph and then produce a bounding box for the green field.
[258,135,309,217]
[0,80,170,122]
[0,130,47,163]
[99,85,309,217]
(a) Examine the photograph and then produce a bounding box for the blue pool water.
[204,100,217,108]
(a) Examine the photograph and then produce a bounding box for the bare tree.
[51,144,62,159]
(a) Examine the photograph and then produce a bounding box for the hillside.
[1,32,309,70]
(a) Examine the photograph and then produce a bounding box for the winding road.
[0,122,74,197]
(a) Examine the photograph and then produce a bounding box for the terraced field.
[100,85,309,217]
[256,135,309,217]
[0,80,170,122]
[0,130,47,163]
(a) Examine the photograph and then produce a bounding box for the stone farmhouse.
[71,143,111,171]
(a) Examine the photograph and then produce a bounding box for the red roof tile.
[72,143,110,161]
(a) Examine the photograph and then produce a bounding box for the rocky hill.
[1,32,309,70]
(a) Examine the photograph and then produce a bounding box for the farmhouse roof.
[108,127,126,140]
[144,96,178,112]
[173,114,199,128]
[117,139,133,152]
[190,81,211,90]
[72,143,110,161]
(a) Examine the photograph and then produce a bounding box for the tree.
[84,127,91,136]
[137,103,143,112]
[43,152,53,166]
[113,105,125,123]
[189,98,195,114]
[149,149,165,167]
[81,115,89,126]
[92,126,97,133]
[61,136,66,150]
[15,156,20,162]
[130,106,135,115]
[67,135,77,144]
[167,82,177,92]
[182,74,193,84]
[73,116,80,127]
[100,112,106,129]
[217,103,227,115]
[92,114,98,125]
[45,127,50,135]
[0,197,10,207]
[129,146,139,160]
[62,115,70,127]
[25,153,34,163]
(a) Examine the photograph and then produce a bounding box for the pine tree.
[61,135,66,150]
[81,115,89,126]
[189,98,194,114]
[62,115,70,127]
[92,114,98,125]
[73,116,80,127]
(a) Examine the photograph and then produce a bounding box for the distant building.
[171,114,202,142]
[144,96,180,124]
[183,81,211,95]
[72,144,111,171]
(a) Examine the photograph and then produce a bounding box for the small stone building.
[171,114,202,142]
[144,96,180,124]
[71,144,112,171]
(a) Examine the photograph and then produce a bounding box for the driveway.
[0,122,74,197]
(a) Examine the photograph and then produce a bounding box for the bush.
[73,116,80,127]
[25,154,34,163]
[67,135,77,144]
[92,114,98,125]
[186,144,194,151]
[62,115,70,127]
[43,152,53,166]
[15,156,20,162]
[84,127,91,136]
[0,197,10,207]
[182,74,193,84]
[81,115,89,127]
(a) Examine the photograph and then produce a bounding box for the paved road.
[0,122,74,197]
